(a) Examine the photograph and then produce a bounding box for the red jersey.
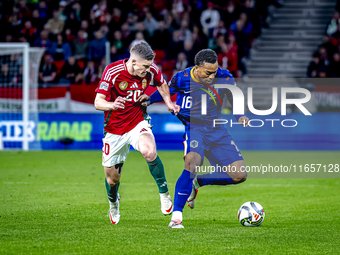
[95,59,165,135]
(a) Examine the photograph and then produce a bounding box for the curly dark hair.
[194,49,218,66]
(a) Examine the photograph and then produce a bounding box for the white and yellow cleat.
[168,219,184,228]
[109,193,120,224]
[160,191,173,215]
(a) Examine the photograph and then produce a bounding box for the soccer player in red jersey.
[94,41,180,224]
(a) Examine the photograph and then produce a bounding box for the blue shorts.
[183,125,243,167]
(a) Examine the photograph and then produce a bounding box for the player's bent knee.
[141,148,157,162]
[107,177,120,187]
[232,171,247,184]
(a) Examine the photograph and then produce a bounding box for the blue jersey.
[149,66,244,165]
[149,66,241,127]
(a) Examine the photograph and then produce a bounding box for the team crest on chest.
[142,79,147,89]
[119,81,128,90]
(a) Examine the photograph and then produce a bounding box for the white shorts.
[102,120,153,167]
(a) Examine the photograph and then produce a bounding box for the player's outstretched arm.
[94,93,126,111]
[137,90,163,106]
[157,82,180,115]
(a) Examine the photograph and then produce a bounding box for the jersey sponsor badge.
[142,79,147,89]
[99,81,109,91]
[119,81,128,90]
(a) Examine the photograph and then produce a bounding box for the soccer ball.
[238,201,265,226]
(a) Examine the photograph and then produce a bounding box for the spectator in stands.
[326,11,340,38]
[59,56,83,84]
[200,2,221,36]
[0,64,13,87]
[191,25,205,51]
[183,40,195,66]
[130,32,145,48]
[164,13,178,35]
[111,30,128,57]
[87,30,107,65]
[64,11,81,35]
[37,1,48,22]
[307,53,321,78]
[34,30,52,51]
[127,12,138,32]
[210,20,228,40]
[46,10,65,35]
[144,12,159,37]
[65,28,76,52]
[218,0,240,28]
[31,9,44,33]
[72,2,83,21]
[58,1,68,21]
[109,7,124,32]
[120,22,134,46]
[50,34,72,61]
[152,20,172,50]
[98,22,110,39]
[21,20,37,46]
[18,0,32,21]
[110,45,121,62]
[12,66,23,87]
[318,46,330,68]
[80,20,93,41]
[166,30,184,60]
[179,21,192,42]
[134,22,151,43]
[320,35,337,58]
[226,33,239,75]
[239,13,253,35]
[241,0,260,36]
[232,19,250,59]
[218,42,238,78]
[39,54,57,85]
[83,60,98,84]
[90,0,107,22]
[175,52,188,71]
[8,14,22,40]
[73,30,88,61]
[328,52,340,77]
[182,12,197,31]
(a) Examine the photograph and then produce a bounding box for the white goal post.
[0,43,44,150]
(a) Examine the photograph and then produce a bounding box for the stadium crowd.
[308,4,340,78]
[0,0,282,86]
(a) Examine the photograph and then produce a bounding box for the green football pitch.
[0,151,339,254]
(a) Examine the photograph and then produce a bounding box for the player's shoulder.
[216,67,235,84]
[103,59,126,73]
[102,60,127,81]
[173,67,192,80]
[150,63,161,75]
[216,67,233,78]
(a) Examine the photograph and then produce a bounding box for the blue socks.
[197,171,234,186]
[173,170,196,212]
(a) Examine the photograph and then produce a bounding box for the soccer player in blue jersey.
[139,49,249,228]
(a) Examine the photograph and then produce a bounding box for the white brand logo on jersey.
[130,82,138,89]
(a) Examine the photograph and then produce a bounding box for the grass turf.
[0,151,339,254]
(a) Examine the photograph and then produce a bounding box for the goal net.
[0,43,44,150]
